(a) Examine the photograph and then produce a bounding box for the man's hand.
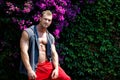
[51,68,59,79]
[28,70,37,80]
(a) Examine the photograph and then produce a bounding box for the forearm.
[52,53,59,69]
[21,52,32,72]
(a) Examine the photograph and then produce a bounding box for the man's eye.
[48,20,51,22]
[44,18,47,20]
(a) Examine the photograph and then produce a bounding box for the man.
[20,10,71,80]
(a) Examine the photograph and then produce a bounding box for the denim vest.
[19,25,55,75]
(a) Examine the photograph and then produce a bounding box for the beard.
[41,23,50,28]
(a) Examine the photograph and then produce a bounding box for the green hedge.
[57,0,120,80]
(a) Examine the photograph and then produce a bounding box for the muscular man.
[20,10,71,80]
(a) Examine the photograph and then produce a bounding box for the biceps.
[51,44,56,52]
[20,39,29,53]
[51,44,58,56]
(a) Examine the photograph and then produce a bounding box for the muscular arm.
[20,31,32,72]
[20,31,37,80]
[51,44,59,79]
[51,44,59,69]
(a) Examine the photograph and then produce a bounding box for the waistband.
[37,61,51,66]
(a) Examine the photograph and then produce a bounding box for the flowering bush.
[3,0,80,38]
[0,0,102,79]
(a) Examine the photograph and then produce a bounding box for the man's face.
[40,14,52,28]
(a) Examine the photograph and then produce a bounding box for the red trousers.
[35,61,71,80]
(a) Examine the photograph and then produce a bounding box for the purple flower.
[45,0,55,5]
[20,25,27,30]
[6,2,20,13]
[4,0,81,38]
[24,1,32,8]
[53,29,60,38]
[19,20,25,25]
[15,7,20,12]
[59,0,67,6]
[56,6,65,14]
[40,3,46,10]
[66,9,77,20]
[22,1,33,13]
[6,2,15,11]
[22,7,31,13]
[6,2,12,6]
[9,5,15,11]
[33,13,41,22]
[52,13,57,19]
[26,20,32,26]
[58,15,64,21]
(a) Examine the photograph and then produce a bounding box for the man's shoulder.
[47,31,54,38]
[24,25,35,37]
[25,25,35,30]
[47,31,55,44]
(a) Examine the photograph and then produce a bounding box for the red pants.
[35,61,71,80]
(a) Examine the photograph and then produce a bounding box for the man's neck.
[37,24,47,33]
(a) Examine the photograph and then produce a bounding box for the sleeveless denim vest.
[19,25,55,75]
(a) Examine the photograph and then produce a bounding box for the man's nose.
[46,20,49,23]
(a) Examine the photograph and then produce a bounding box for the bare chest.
[38,33,47,44]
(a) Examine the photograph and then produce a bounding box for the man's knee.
[60,74,71,80]
[65,76,71,80]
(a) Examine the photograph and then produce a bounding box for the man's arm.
[51,44,59,79]
[20,31,36,79]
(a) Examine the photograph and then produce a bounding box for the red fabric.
[34,61,71,80]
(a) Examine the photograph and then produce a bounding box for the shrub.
[57,0,120,80]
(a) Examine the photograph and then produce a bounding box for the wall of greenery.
[57,0,120,80]
[0,0,120,80]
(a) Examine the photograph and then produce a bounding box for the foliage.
[0,21,22,80]
[0,0,80,79]
[0,0,80,38]
[56,0,120,80]
[0,0,120,80]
